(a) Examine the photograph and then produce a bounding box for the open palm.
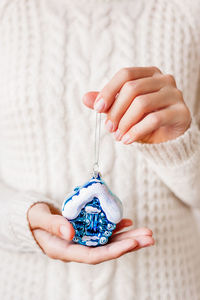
[28,203,154,265]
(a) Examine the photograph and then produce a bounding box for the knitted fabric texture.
[0,0,200,299]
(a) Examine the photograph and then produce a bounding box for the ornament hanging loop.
[93,162,99,178]
[92,111,101,178]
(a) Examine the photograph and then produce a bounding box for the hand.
[82,66,191,144]
[28,202,154,265]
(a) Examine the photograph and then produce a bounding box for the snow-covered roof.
[62,178,123,224]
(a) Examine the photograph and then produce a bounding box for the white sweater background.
[0,0,200,299]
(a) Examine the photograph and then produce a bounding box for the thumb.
[82,91,99,109]
[28,202,75,241]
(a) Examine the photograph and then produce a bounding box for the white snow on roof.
[62,182,123,223]
[85,206,101,213]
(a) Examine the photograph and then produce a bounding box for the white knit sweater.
[0,0,200,299]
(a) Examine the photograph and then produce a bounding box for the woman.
[0,0,200,299]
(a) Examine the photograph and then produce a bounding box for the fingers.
[110,228,155,249]
[33,229,70,257]
[105,76,168,132]
[64,238,138,264]
[28,203,75,241]
[82,66,161,113]
[82,91,99,110]
[121,235,155,253]
[82,71,186,145]
[120,103,189,144]
[34,227,155,265]
[110,87,176,137]
[110,227,153,242]
[34,228,139,264]
[112,235,154,249]
[113,218,133,234]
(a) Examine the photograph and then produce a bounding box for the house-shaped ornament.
[62,173,123,246]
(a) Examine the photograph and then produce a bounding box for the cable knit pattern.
[0,0,200,299]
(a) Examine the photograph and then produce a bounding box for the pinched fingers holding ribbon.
[82,66,191,144]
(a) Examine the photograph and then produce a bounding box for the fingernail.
[121,134,132,144]
[105,119,114,132]
[60,225,70,239]
[94,97,105,112]
[114,129,123,141]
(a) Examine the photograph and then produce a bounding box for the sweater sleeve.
[130,0,200,209]
[0,179,59,253]
[131,118,200,208]
[0,0,60,254]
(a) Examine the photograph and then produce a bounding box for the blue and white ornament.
[62,172,123,247]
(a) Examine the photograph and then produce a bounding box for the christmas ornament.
[62,111,123,246]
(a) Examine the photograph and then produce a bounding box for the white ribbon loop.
[93,111,101,178]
